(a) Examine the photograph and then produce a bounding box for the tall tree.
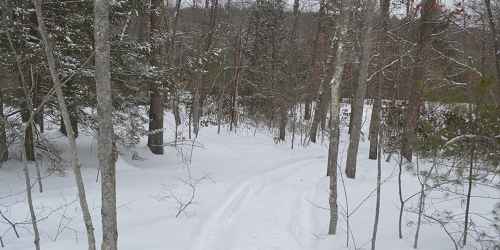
[95,1,118,249]
[327,0,347,234]
[368,0,391,160]
[483,0,500,99]
[401,0,439,162]
[0,88,7,163]
[147,0,166,155]
[309,0,329,143]
[345,0,377,179]
[32,0,96,249]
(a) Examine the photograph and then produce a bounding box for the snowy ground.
[0,105,496,250]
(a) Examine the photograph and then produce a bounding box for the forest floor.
[0,104,496,250]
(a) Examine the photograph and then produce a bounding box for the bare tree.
[371,114,382,250]
[309,0,328,143]
[193,0,219,137]
[0,88,7,163]
[401,0,439,162]
[95,1,118,249]
[483,0,500,98]
[328,0,348,234]
[147,0,166,155]
[345,0,377,179]
[32,1,96,249]
[368,0,391,160]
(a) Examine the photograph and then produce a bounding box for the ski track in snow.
[192,156,324,250]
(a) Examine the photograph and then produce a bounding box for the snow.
[0,105,497,250]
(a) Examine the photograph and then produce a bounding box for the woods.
[0,0,499,249]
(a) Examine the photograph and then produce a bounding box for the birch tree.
[95,1,118,249]
[328,0,348,234]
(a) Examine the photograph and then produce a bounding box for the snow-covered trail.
[192,156,325,250]
[2,110,495,250]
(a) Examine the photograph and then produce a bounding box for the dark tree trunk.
[483,0,500,99]
[60,112,79,138]
[368,0,391,160]
[22,109,35,161]
[401,0,437,162]
[278,106,287,141]
[230,30,242,132]
[148,90,164,154]
[0,89,7,163]
[345,0,377,179]
[310,83,330,143]
[304,100,311,120]
[147,0,165,154]
[308,1,328,142]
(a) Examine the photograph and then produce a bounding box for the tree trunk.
[483,0,500,99]
[345,0,377,179]
[369,95,381,159]
[304,101,311,120]
[147,0,165,154]
[148,90,164,154]
[230,29,242,132]
[462,142,475,246]
[368,0,391,160]
[95,1,118,249]
[278,106,287,141]
[33,0,97,249]
[328,3,348,232]
[371,116,382,250]
[60,112,79,138]
[0,89,8,163]
[413,153,436,249]
[60,82,79,138]
[401,0,437,162]
[309,2,328,143]
[397,152,405,239]
[22,149,40,250]
[192,84,201,137]
[22,109,35,161]
[310,82,330,143]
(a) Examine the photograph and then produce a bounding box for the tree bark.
[193,0,218,137]
[310,82,330,143]
[462,142,475,246]
[32,0,97,249]
[328,1,347,232]
[22,109,35,161]
[309,2,328,143]
[483,0,500,99]
[22,152,40,250]
[345,0,377,179]
[401,0,437,162]
[368,0,391,160]
[371,117,382,250]
[0,89,8,163]
[230,29,242,132]
[95,1,118,249]
[147,0,165,154]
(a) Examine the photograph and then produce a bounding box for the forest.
[0,0,499,249]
